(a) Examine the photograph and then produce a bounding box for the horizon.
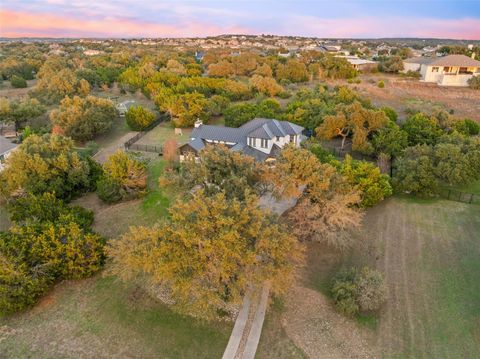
[1,1,479,40]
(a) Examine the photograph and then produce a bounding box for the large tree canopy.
[50,95,116,141]
[0,134,95,200]
[107,190,301,319]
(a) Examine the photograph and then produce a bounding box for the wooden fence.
[127,143,163,154]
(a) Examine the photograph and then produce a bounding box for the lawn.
[304,197,480,358]
[74,157,175,239]
[136,121,192,147]
[0,275,231,358]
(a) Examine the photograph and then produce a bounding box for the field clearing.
[298,197,480,359]
[328,74,480,121]
[0,79,36,99]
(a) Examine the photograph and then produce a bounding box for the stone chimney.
[194,119,203,128]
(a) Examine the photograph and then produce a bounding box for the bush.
[377,80,385,88]
[454,118,480,136]
[331,267,386,317]
[10,75,27,88]
[381,107,398,122]
[97,151,147,203]
[468,75,480,89]
[0,220,104,314]
[125,105,156,130]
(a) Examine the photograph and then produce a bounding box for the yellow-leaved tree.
[107,190,303,319]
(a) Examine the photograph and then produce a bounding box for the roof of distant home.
[403,56,437,65]
[428,54,480,67]
[0,136,17,155]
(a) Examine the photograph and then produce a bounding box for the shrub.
[125,105,156,131]
[402,113,443,146]
[468,75,480,89]
[381,107,398,122]
[10,75,27,88]
[377,80,385,88]
[97,151,147,203]
[454,118,480,136]
[331,267,386,317]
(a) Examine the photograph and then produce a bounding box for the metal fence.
[439,188,480,205]
[124,118,163,153]
[127,143,163,154]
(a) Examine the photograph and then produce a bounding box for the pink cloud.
[0,9,252,38]
[282,15,480,40]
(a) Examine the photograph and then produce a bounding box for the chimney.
[194,119,203,128]
[472,52,476,60]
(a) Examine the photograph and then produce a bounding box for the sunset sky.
[1,0,479,39]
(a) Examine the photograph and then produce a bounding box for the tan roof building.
[419,54,480,87]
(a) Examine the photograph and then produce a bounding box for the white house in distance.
[0,136,17,172]
[179,118,304,162]
[336,55,377,71]
[403,54,480,86]
[116,100,137,117]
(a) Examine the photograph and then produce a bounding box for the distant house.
[402,57,436,73]
[320,45,342,53]
[116,100,137,117]
[179,118,304,162]
[417,55,480,87]
[0,136,17,172]
[336,56,377,71]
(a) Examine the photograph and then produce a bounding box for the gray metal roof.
[185,118,304,161]
[0,136,17,155]
[191,124,245,143]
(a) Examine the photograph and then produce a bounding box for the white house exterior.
[416,55,480,87]
[179,118,304,162]
[402,57,436,73]
[0,136,17,172]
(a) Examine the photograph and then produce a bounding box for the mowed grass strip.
[362,198,480,358]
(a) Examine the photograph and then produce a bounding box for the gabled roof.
[428,55,480,67]
[0,136,17,155]
[191,125,244,143]
[403,57,436,65]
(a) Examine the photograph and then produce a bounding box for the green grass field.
[0,275,231,358]
[304,197,480,358]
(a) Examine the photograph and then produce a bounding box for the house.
[116,100,137,117]
[402,56,436,73]
[0,136,17,172]
[179,118,304,162]
[336,55,377,71]
[419,54,480,86]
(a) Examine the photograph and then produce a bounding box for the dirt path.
[282,285,376,359]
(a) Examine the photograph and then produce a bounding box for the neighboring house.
[402,56,436,73]
[116,100,137,117]
[0,136,17,172]
[179,118,304,162]
[418,55,480,87]
[336,55,377,71]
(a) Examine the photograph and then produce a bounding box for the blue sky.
[1,0,479,39]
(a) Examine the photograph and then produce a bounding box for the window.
[261,139,268,148]
[289,135,296,144]
[248,137,255,147]
[276,136,280,141]
[431,67,439,72]
[443,67,450,73]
